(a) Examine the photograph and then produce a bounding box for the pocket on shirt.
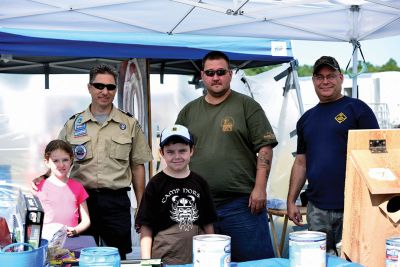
[110,136,131,160]
[69,136,93,161]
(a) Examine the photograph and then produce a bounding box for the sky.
[291,35,400,68]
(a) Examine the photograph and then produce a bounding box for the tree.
[380,58,399,72]
[243,59,399,77]
[244,66,276,76]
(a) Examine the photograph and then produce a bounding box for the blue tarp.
[0,28,292,63]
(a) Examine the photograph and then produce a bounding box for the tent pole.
[350,5,360,99]
[351,41,358,98]
[291,60,304,115]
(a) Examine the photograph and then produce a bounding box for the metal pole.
[350,5,360,99]
[291,60,305,115]
[351,41,358,98]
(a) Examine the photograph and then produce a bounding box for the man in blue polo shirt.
[287,56,379,255]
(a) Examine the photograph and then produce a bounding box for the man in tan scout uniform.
[59,63,153,259]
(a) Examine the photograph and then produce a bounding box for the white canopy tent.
[1,0,399,40]
[1,0,400,96]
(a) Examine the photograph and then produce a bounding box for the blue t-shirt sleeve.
[357,103,380,129]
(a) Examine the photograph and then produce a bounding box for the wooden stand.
[342,129,400,267]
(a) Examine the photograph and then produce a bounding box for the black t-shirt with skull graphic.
[136,171,217,236]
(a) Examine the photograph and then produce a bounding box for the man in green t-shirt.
[176,51,278,262]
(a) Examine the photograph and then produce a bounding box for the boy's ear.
[159,147,164,156]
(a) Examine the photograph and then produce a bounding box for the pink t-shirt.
[35,178,89,227]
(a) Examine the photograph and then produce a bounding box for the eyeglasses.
[204,69,228,77]
[90,82,117,91]
[313,74,338,82]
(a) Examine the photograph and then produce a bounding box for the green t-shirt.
[176,90,277,206]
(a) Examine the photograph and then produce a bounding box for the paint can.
[193,234,230,267]
[386,236,400,267]
[289,231,326,267]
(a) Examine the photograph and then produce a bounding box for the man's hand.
[31,175,46,192]
[287,202,304,226]
[248,187,266,214]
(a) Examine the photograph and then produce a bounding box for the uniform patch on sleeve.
[74,114,87,137]
[263,131,276,141]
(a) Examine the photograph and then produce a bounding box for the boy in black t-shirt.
[135,124,217,265]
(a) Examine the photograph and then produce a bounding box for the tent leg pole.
[351,42,358,98]
[291,60,305,115]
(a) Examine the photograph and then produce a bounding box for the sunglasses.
[90,82,117,91]
[204,69,228,77]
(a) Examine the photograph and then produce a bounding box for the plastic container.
[79,247,120,267]
[386,236,400,267]
[0,239,48,267]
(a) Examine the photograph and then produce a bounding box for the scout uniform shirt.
[59,105,153,190]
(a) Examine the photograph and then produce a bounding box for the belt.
[87,187,131,195]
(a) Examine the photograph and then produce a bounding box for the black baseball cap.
[313,56,341,74]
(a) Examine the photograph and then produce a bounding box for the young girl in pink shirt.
[35,139,90,237]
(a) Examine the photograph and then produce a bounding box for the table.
[165,255,364,266]
[267,206,307,257]
[63,235,97,257]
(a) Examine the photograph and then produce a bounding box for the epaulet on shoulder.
[119,108,134,118]
[68,114,77,120]
[68,110,84,121]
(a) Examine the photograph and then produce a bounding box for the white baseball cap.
[160,124,193,147]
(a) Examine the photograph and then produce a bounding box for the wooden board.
[347,129,400,150]
[350,149,400,194]
[342,129,400,267]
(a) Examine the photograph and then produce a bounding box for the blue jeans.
[213,196,275,262]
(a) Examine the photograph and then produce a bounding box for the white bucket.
[386,236,400,267]
[193,234,230,267]
[289,231,326,267]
